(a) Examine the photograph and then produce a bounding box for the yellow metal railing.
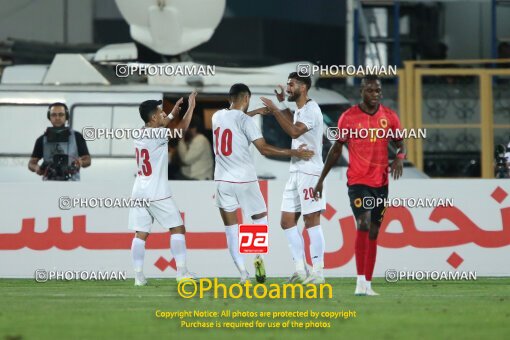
[406,59,510,178]
[320,59,510,178]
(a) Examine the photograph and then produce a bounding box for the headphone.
[47,102,70,120]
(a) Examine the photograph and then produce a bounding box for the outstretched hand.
[260,97,279,113]
[188,90,198,108]
[274,85,285,102]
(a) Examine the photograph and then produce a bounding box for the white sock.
[131,238,145,273]
[252,216,268,261]
[357,275,366,285]
[366,281,372,290]
[171,233,188,276]
[225,224,246,273]
[307,225,325,273]
[284,226,305,273]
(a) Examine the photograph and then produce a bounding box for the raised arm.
[176,90,198,131]
[163,97,183,126]
[260,97,308,139]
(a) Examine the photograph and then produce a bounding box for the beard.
[287,91,300,102]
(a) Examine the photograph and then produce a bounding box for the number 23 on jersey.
[135,148,152,176]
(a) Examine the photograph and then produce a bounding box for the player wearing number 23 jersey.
[131,128,173,201]
[128,93,198,285]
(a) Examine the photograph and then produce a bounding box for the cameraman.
[28,102,91,181]
[494,139,510,179]
[506,140,510,169]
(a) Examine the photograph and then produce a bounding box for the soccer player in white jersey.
[129,91,197,286]
[260,72,326,284]
[213,83,315,284]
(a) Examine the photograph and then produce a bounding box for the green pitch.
[1,278,509,340]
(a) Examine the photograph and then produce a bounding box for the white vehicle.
[0,65,348,182]
[0,71,426,181]
[0,0,427,182]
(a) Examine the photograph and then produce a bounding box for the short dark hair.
[229,83,251,101]
[139,99,162,123]
[361,75,380,87]
[288,72,312,90]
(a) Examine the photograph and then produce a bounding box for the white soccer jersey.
[212,109,262,182]
[131,127,172,200]
[289,100,324,175]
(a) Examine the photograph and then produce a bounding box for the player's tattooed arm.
[176,90,198,131]
[314,141,344,200]
[390,139,405,180]
[252,139,314,160]
[260,97,308,139]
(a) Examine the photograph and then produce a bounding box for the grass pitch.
[0,278,508,340]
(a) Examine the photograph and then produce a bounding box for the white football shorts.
[215,181,267,217]
[281,172,326,215]
[128,197,183,232]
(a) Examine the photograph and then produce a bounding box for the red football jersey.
[337,104,403,187]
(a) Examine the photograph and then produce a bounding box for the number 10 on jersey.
[214,127,233,156]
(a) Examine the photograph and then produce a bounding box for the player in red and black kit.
[314,75,405,296]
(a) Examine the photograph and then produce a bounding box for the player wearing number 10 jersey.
[212,83,314,284]
[128,91,197,286]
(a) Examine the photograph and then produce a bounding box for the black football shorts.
[347,184,389,223]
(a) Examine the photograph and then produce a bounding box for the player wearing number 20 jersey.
[260,72,327,285]
[128,93,198,286]
[212,83,315,284]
